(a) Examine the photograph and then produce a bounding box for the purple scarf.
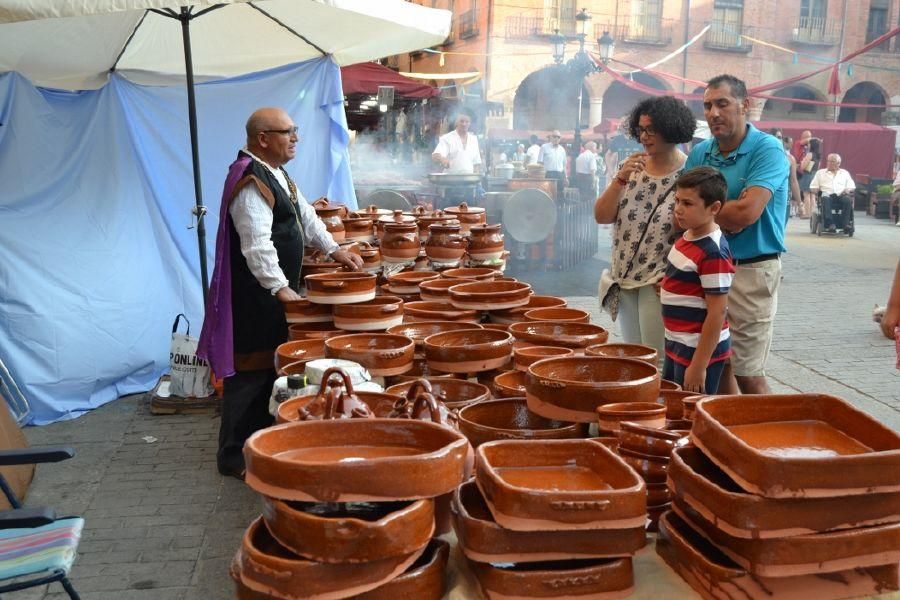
[197,153,253,378]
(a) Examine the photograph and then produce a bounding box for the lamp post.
[550,29,566,65]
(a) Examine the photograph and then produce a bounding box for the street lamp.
[550,29,566,64]
[575,8,591,38]
[569,9,594,160]
[597,31,615,64]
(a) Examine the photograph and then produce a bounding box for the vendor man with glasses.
[199,107,362,480]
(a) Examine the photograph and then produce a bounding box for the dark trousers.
[662,357,726,394]
[217,368,276,473]
[545,170,566,196]
[573,173,596,202]
[822,193,853,229]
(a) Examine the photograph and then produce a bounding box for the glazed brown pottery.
[439,267,498,282]
[278,360,308,377]
[378,283,419,303]
[305,272,377,304]
[447,280,532,311]
[422,329,514,373]
[301,260,342,278]
[261,497,434,563]
[489,295,567,324]
[524,307,591,324]
[332,296,403,331]
[646,502,670,533]
[276,389,404,424]
[590,436,620,453]
[475,439,647,531]
[596,402,667,432]
[287,323,342,341]
[681,394,708,421]
[468,556,634,600]
[618,421,689,457]
[380,220,420,264]
[417,278,459,302]
[354,538,449,600]
[386,320,482,353]
[403,301,479,323]
[416,209,457,236]
[656,511,900,600]
[385,271,439,295]
[492,369,528,398]
[386,377,491,411]
[618,447,670,484]
[281,297,333,324]
[691,394,900,498]
[324,333,414,376]
[245,419,468,501]
[341,212,375,242]
[274,339,326,371]
[655,390,696,420]
[467,223,505,261]
[383,358,454,384]
[646,482,671,506]
[673,497,900,578]
[444,201,486,232]
[457,398,587,448]
[508,321,609,350]
[452,480,645,563]
[514,346,574,372]
[525,356,661,423]
[312,199,347,242]
[235,516,424,599]
[668,446,900,539]
[358,241,382,272]
[585,343,658,366]
[660,379,682,391]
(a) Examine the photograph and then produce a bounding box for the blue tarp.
[0,57,356,425]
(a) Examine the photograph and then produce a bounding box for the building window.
[708,0,747,49]
[629,0,664,41]
[867,0,889,47]
[544,0,577,35]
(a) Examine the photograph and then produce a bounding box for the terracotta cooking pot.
[381,221,420,264]
[596,402,667,432]
[423,329,514,374]
[458,398,587,447]
[523,307,590,324]
[440,267,497,282]
[425,221,467,263]
[325,333,415,377]
[444,201,486,232]
[585,343,658,366]
[467,223,504,262]
[332,296,404,332]
[304,272,376,305]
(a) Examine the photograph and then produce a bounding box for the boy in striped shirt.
[660,167,735,393]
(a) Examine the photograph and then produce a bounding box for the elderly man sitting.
[809,153,855,232]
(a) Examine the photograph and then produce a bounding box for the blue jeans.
[662,357,726,394]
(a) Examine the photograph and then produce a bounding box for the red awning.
[340,62,439,98]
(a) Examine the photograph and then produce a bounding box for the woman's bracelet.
[614,175,629,187]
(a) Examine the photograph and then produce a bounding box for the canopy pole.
[180,6,209,304]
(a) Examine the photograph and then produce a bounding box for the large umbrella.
[0,0,451,301]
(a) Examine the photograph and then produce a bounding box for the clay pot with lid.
[458,398,587,448]
[332,296,403,331]
[416,209,457,237]
[324,333,415,377]
[425,221,466,263]
[311,198,347,242]
[376,209,417,241]
[467,223,504,262]
[341,211,375,242]
[444,201,486,232]
[304,271,377,304]
[381,221,420,264]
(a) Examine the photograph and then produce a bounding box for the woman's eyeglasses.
[636,126,657,138]
[263,126,299,137]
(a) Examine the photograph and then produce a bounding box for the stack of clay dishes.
[281,298,333,325]
[422,329,514,374]
[457,398,588,448]
[237,403,469,599]
[417,278,459,302]
[525,356,660,424]
[508,321,609,352]
[659,394,900,599]
[453,439,646,599]
[403,301,479,323]
[305,272,377,304]
[513,346,574,371]
[584,343,658,367]
[274,339,327,373]
[489,295,566,325]
[287,322,341,342]
[386,377,491,412]
[523,307,590,324]
[447,280,532,311]
[385,271,439,296]
[324,333,415,377]
[440,267,498,282]
[332,296,403,331]
[387,321,482,355]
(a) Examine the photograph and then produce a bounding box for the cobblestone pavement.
[16,213,900,599]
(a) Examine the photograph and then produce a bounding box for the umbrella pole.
[180,7,209,304]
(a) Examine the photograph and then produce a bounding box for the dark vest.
[229,157,305,371]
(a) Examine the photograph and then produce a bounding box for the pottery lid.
[379,209,417,225]
[469,223,501,233]
[361,205,392,216]
[445,202,485,215]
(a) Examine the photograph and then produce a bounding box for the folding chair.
[0,446,82,599]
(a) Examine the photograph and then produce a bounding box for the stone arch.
[513,65,590,131]
[838,81,887,124]
[599,72,671,119]
[760,84,827,121]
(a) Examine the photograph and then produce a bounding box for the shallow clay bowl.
[384,358,455,384]
[274,390,404,424]
[423,329,514,373]
[281,297,333,324]
[618,421,689,457]
[287,323,342,341]
[596,402,667,432]
[585,343,658,366]
[387,320,482,352]
[681,394,707,421]
[489,295,567,324]
[277,360,308,377]
[386,271,439,294]
[386,378,491,411]
[378,283,420,303]
[304,271,377,304]
[440,267,498,281]
[513,346,574,371]
[245,419,468,502]
[452,480,645,564]
[458,398,587,448]
[274,339,326,371]
[332,296,403,331]
[523,307,590,324]
[475,439,647,531]
[660,379,682,391]
[656,511,900,600]
[618,447,670,484]
[447,280,533,311]
[492,370,528,398]
[669,446,900,540]
[354,538,449,600]
[692,394,900,498]
[403,301,480,323]
[325,333,415,377]
[468,556,634,600]
[418,278,459,302]
[525,356,661,424]
[508,321,609,350]
[261,498,434,563]
[235,516,426,599]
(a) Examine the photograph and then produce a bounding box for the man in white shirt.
[199,107,362,479]
[525,135,541,166]
[431,112,482,174]
[809,153,855,232]
[574,141,598,201]
[539,130,568,196]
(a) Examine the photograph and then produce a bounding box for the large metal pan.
[428,173,483,185]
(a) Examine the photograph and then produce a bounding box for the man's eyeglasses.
[262,126,299,137]
[636,126,657,137]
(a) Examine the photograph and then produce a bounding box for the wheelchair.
[810,191,854,237]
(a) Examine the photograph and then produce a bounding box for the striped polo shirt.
[661,228,734,366]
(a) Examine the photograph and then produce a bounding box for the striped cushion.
[0,518,83,581]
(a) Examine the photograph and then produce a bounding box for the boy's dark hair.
[626,96,696,144]
[676,167,727,206]
[706,74,748,101]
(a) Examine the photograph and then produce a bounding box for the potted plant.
[874,183,894,219]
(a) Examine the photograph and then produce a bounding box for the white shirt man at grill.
[432,112,482,174]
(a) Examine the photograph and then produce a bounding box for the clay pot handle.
[410,391,442,424]
[318,367,355,397]
[322,385,341,420]
[403,379,433,403]
[358,240,373,250]
[381,349,408,360]
[458,202,469,211]
[244,555,291,580]
[313,197,329,209]
[539,379,566,389]
[321,281,347,288]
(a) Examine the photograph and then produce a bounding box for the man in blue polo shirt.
[684,74,788,395]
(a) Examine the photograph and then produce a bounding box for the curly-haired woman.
[595,96,696,357]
